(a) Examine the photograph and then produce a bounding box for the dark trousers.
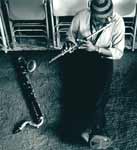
[61,50,113,136]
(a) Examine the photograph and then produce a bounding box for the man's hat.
[90,0,113,18]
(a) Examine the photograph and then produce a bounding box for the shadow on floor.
[56,51,113,144]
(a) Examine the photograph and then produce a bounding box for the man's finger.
[81,43,88,47]
[68,43,72,47]
[79,46,87,49]
[77,39,87,43]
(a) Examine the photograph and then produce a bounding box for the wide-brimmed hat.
[90,0,113,18]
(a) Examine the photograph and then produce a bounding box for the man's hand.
[62,41,76,50]
[77,39,96,52]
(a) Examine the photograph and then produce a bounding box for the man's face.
[92,15,112,27]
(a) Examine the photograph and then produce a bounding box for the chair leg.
[0,15,8,50]
[43,0,50,47]
[49,0,56,48]
[132,35,136,52]
[9,21,17,49]
[132,4,137,52]
[56,17,61,48]
[4,1,16,49]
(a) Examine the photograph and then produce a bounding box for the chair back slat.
[113,0,136,17]
[52,0,89,16]
[8,0,46,20]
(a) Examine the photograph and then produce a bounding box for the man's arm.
[65,13,80,45]
[81,15,125,59]
[105,15,125,59]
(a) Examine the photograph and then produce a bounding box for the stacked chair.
[113,0,137,51]
[0,0,50,52]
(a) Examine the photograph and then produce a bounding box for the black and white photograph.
[0,0,137,149]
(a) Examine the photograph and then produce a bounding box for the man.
[65,0,125,59]
[63,0,125,149]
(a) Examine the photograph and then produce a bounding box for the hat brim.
[92,11,113,18]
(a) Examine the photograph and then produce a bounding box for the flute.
[49,22,113,64]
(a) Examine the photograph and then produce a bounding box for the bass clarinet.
[13,56,44,133]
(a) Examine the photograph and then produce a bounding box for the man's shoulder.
[75,9,91,17]
[113,12,124,24]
